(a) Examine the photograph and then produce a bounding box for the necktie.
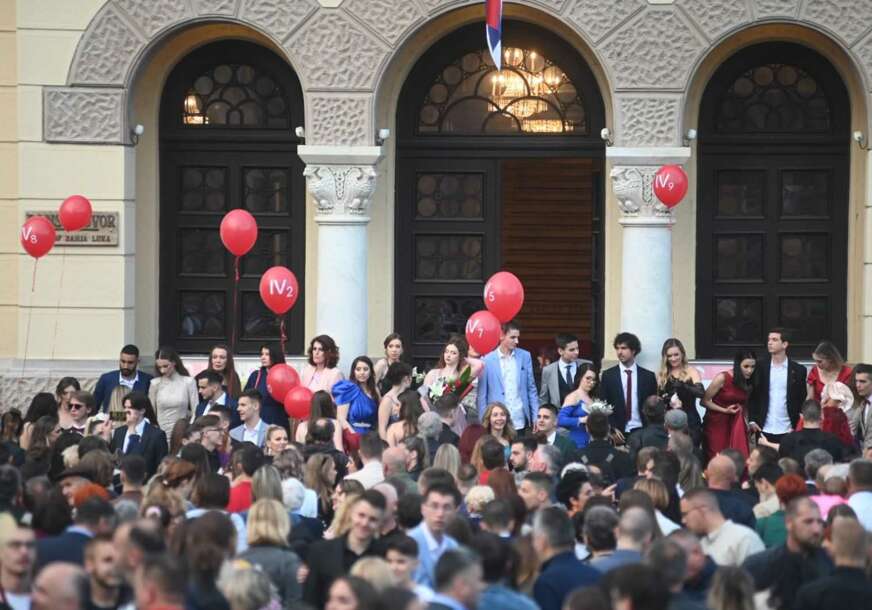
[625,369,633,421]
[127,433,141,454]
[861,399,870,441]
[565,365,573,387]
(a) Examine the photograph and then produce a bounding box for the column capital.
[608,146,690,223]
[298,145,384,223]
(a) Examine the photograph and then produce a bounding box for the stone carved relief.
[678,0,751,41]
[0,374,97,413]
[192,0,238,15]
[610,166,672,218]
[309,95,370,146]
[239,0,318,42]
[44,88,125,144]
[287,11,388,89]
[566,0,645,43]
[616,96,680,146]
[601,8,706,89]
[753,0,800,18]
[853,31,872,90]
[116,0,191,38]
[70,4,144,85]
[802,0,872,46]
[304,165,378,218]
[344,0,425,45]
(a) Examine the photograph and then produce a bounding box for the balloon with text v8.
[284,385,314,419]
[259,266,300,315]
[465,310,501,355]
[20,216,56,258]
[220,209,258,256]
[483,271,525,323]
[58,195,93,232]
[267,364,300,403]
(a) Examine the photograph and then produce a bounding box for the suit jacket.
[539,359,593,407]
[533,551,600,610]
[110,421,168,478]
[409,523,459,589]
[35,527,91,572]
[749,356,807,429]
[93,370,153,412]
[193,394,240,427]
[599,364,658,432]
[302,535,382,609]
[229,419,268,447]
[476,348,539,428]
[794,567,872,610]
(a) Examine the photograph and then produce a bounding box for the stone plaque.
[26,211,119,246]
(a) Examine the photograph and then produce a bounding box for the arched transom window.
[716,63,831,133]
[417,47,587,134]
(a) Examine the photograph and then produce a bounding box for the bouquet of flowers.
[428,365,475,402]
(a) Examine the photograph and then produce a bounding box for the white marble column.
[298,145,383,364]
[608,147,690,372]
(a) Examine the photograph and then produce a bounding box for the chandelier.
[489,47,568,133]
[183,91,208,125]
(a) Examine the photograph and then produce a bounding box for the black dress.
[660,376,704,445]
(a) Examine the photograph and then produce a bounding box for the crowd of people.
[1,325,871,610]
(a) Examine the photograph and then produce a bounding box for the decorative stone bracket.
[607,146,691,222]
[298,145,384,222]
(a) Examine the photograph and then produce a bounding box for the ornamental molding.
[44,87,126,144]
[610,165,674,219]
[303,164,378,220]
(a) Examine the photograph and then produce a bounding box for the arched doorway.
[159,40,305,354]
[396,21,606,366]
[696,42,850,357]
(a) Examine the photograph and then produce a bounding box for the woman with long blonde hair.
[304,454,337,525]
[658,338,704,446]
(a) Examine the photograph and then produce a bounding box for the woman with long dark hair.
[300,335,344,395]
[20,393,57,451]
[55,377,81,430]
[558,363,599,447]
[243,342,289,430]
[377,362,412,442]
[295,390,342,450]
[373,333,405,395]
[149,346,198,432]
[420,334,483,434]
[385,389,423,447]
[333,356,379,452]
[701,350,757,461]
[658,338,705,446]
[207,344,242,399]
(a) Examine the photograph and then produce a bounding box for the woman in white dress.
[148,346,198,432]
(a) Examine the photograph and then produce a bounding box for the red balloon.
[483,271,525,322]
[465,310,502,355]
[284,385,313,419]
[20,216,56,258]
[220,209,258,256]
[267,364,300,403]
[259,266,300,315]
[653,164,688,208]
[58,195,92,231]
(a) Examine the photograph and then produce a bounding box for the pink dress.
[300,365,344,396]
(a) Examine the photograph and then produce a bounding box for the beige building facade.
[1,0,872,408]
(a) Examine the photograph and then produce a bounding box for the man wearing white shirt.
[344,432,385,489]
[229,390,268,447]
[749,328,807,444]
[539,334,593,406]
[599,332,657,440]
[680,488,764,566]
[193,370,239,426]
[847,459,872,531]
[477,321,539,431]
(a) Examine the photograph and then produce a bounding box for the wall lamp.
[600,127,613,146]
[853,130,868,150]
[683,128,697,146]
[129,124,144,146]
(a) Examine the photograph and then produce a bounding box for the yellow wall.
[0,0,17,356]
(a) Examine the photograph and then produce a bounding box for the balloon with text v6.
[259,266,299,315]
[20,216,56,258]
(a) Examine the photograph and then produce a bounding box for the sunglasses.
[69,403,86,410]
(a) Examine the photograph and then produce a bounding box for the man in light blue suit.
[408,483,460,588]
[476,320,539,431]
[229,389,269,447]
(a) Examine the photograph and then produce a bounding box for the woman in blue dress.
[333,356,379,453]
[558,363,599,448]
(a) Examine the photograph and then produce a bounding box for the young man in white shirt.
[680,488,764,566]
[0,521,35,610]
[750,328,807,445]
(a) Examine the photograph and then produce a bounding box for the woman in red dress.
[701,350,757,462]
[806,341,852,401]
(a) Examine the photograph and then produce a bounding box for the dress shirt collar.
[421,521,448,553]
[119,370,139,387]
[621,361,638,374]
[546,430,557,445]
[131,419,146,436]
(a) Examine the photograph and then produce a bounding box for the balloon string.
[51,251,66,362]
[279,318,287,356]
[19,260,38,396]
[231,256,240,353]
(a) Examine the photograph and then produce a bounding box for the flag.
[486,0,502,70]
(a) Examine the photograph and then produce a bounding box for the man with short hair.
[479,498,515,538]
[555,469,594,517]
[591,507,653,573]
[751,462,783,519]
[229,390,268,447]
[509,437,536,485]
[598,332,658,440]
[743,497,833,610]
[768,399,845,464]
[112,520,166,589]
[847,458,872,530]
[667,530,716,605]
[36,497,117,572]
[382,446,416,496]
[83,534,129,610]
[575,411,635,483]
[803,448,834,494]
[529,443,561,477]
[851,364,872,450]
[539,333,592,407]
[434,394,461,446]
[32,563,87,610]
[518,472,553,513]
[373,482,400,540]
[583,505,619,561]
[628,396,669,459]
[645,539,706,610]
[110,394,168,479]
[115,455,146,507]
[532,507,600,610]
[0,521,36,610]
[535,404,576,462]
[410,483,460,588]
[601,564,670,610]
[93,345,152,419]
[384,535,433,602]
[749,328,808,444]
[133,554,186,610]
[705,454,756,528]
[680,488,764,565]
[192,369,238,424]
[794,516,872,609]
[477,321,539,431]
[345,432,385,489]
[304,490,386,608]
[428,548,484,610]
[192,414,223,472]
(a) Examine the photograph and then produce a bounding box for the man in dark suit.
[532,507,600,610]
[193,370,240,427]
[110,394,168,479]
[303,490,386,609]
[35,496,116,573]
[427,548,484,610]
[598,332,658,442]
[749,328,807,445]
[93,344,152,417]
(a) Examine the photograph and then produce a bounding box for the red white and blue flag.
[486,0,503,70]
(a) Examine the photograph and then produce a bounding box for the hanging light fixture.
[183,91,206,125]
